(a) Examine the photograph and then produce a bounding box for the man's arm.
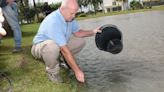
[73,27,101,38]
[60,45,84,83]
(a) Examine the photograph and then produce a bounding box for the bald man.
[31,0,101,83]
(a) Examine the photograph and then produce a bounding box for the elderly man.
[31,0,101,83]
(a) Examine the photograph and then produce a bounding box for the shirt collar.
[56,9,67,24]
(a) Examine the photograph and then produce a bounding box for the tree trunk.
[33,0,39,22]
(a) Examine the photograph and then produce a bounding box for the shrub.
[50,3,61,11]
[78,13,87,17]
[130,0,143,10]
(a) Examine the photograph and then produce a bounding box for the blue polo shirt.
[33,9,79,46]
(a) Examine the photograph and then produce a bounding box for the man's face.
[65,8,77,22]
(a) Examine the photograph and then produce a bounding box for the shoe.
[58,53,71,69]
[12,47,23,53]
[60,62,70,69]
[47,72,63,83]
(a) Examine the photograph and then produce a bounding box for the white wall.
[103,0,115,7]
[28,0,62,6]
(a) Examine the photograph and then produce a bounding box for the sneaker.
[12,47,23,53]
[60,62,70,69]
[47,72,63,83]
[58,53,70,69]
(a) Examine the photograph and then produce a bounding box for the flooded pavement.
[76,11,164,92]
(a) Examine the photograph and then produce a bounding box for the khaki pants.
[31,37,85,74]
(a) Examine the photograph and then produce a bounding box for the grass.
[0,5,164,92]
[77,5,164,20]
[0,24,85,92]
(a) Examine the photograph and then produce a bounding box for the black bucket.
[95,24,123,54]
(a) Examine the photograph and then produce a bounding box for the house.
[102,0,129,13]
[142,0,164,7]
[29,0,129,13]
[29,0,62,6]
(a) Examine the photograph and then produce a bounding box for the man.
[31,0,101,83]
[0,0,22,53]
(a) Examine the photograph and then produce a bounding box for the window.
[113,2,116,5]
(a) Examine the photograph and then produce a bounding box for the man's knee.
[68,37,86,54]
[41,40,60,68]
[79,38,86,49]
[42,40,60,54]
[75,37,86,51]
[31,40,60,59]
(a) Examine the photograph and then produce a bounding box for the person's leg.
[2,3,22,52]
[59,36,85,69]
[31,40,63,83]
[67,36,86,55]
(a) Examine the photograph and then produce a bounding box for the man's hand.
[75,69,85,83]
[93,27,102,34]
[6,0,15,5]
[60,45,85,83]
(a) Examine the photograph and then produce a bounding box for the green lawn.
[0,5,164,92]
[0,24,86,92]
[77,5,164,20]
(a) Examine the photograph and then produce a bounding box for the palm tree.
[82,0,103,13]
[19,0,31,23]
[19,0,29,9]
[77,0,83,12]
[93,0,103,12]
[33,0,39,22]
[149,0,152,8]
[115,0,129,10]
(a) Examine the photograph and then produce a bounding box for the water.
[76,11,164,92]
